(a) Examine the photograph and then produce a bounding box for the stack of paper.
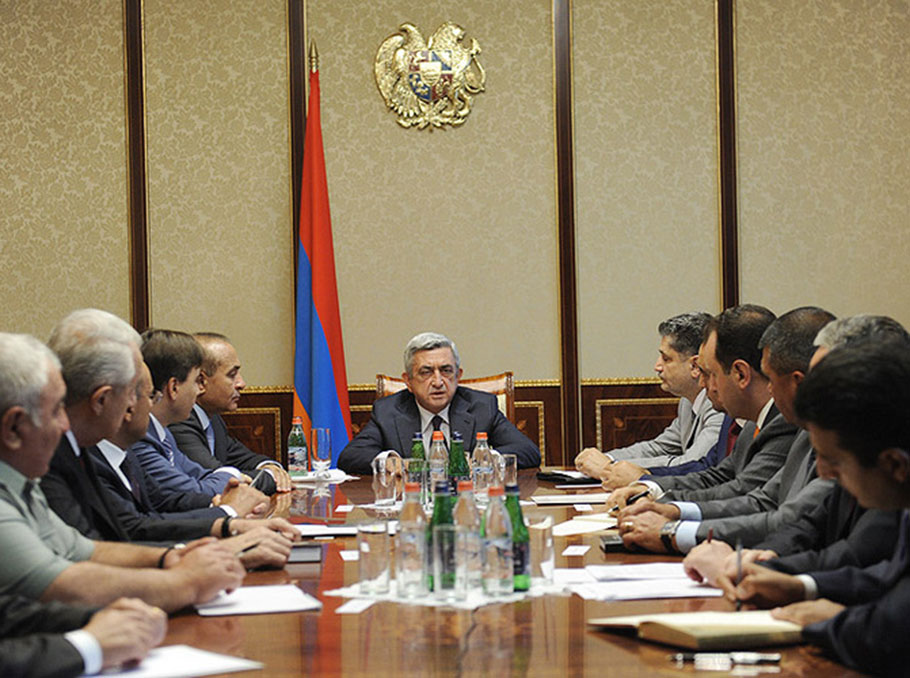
[196,584,322,616]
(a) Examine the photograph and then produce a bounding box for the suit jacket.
[40,438,130,542]
[802,510,910,676]
[0,593,95,678]
[170,409,277,489]
[130,419,234,508]
[89,447,225,543]
[654,405,797,502]
[611,389,725,467]
[645,415,736,477]
[692,430,836,545]
[338,387,541,475]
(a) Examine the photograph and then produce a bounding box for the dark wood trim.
[288,0,306,282]
[554,0,580,465]
[716,0,739,309]
[123,0,150,330]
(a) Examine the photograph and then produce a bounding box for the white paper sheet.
[552,519,610,537]
[561,545,591,557]
[100,645,263,677]
[292,469,357,484]
[570,579,723,601]
[296,524,358,538]
[573,503,593,512]
[585,562,690,581]
[531,492,610,505]
[196,585,322,616]
[339,549,359,561]
[552,568,597,585]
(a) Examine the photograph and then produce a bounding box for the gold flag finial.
[309,40,319,73]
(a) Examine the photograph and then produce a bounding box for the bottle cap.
[404,481,420,493]
[434,480,451,494]
[432,431,445,441]
[488,485,504,497]
[457,480,473,492]
[452,431,463,441]
[476,432,488,441]
[292,416,302,425]
[412,431,422,440]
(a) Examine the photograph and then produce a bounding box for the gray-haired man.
[337,332,540,475]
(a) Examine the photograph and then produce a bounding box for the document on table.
[585,562,690,581]
[296,523,358,538]
[553,518,613,537]
[101,645,263,676]
[531,492,610,506]
[570,578,722,601]
[196,584,322,616]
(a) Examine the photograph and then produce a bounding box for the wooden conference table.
[164,470,866,677]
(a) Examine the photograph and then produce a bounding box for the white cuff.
[64,629,102,675]
[256,460,282,471]
[639,480,665,501]
[605,452,615,463]
[670,501,702,521]
[214,466,242,479]
[673,521,700,553]
[796,574,818,600]
[218,505,238,518]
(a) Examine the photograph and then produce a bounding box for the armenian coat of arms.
[374,22,486,130]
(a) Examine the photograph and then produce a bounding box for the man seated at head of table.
[0,593,165,677]
[169,332,292,493]
[616,306,836,554]
[684,315,910,584]
[0,332,245,612]
[707,339,910,678]
[607,305,798,532]
[337,332,540,475]
[575,312,725,483]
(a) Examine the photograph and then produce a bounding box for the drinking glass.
[502,454,518,487]
[405,458,429,509]
[525,510,555,587]
[311,428,332,479]
[371,451,401,507]
[358,521,390,595]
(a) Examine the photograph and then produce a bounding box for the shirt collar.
[64,430,82,457]
[193,403,211,430]
[691,388,707,411]
[149,413,167,442]
[756,397,775,430]
[416,403,450,432]
[96,439,127,469]
[0,459,29,496]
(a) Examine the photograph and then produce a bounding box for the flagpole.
[309,40,318,73]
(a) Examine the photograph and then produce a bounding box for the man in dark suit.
[338,332,540,475]
[719,340,910,677]
[169,332,292,493]
[0,594,165,677]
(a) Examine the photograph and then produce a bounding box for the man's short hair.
[403,332,460,376]
[193,332,231,376]
[710,304,776,375]
[0,333,61,425]
[757,306,836,375]
[48,309,140,405]
[814,315,909,350]
[658,313,713,357]
[795,339,910,467]
[141,329,204,392]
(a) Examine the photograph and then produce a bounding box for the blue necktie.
[205,421,215,455]
[161,428,177,465]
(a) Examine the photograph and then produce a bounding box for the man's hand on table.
[605,484,649,510]
[600,461,647,490]
[683,540,734,585]
[771,599,845,627]
[717,562,806,609]
[574,447,612,481]
[617,511,671,553]
[619,499,679,520]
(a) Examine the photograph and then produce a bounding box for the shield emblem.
[407,49,453,103]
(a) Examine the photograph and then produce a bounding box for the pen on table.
[670,652,781,664]
[706,527,714,543]
[235,542,260,557]
[608,488,649,513]
[735,538,743,611]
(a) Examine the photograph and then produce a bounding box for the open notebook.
[587,610,802,650]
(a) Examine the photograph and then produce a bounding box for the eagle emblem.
[374,22,486,130]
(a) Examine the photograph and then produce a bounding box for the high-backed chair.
[375,371,516,424]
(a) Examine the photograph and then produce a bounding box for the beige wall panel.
[738,1,910,322]
[308,0,560,383]
[0,0,130,338]
[144,0,293,386]
[574,1,720,379]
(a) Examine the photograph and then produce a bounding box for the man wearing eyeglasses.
[337,332,540,475]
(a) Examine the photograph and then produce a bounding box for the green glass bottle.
[447,431,470,484]
[410,431,425,460]
[504,484,530,591]
[426,480,454,591]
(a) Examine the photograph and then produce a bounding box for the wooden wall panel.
[580,380,678,453]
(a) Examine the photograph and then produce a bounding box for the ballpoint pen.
[236,542,261,557]
[608,488,649,513]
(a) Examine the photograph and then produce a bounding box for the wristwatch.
[660,520,681,553]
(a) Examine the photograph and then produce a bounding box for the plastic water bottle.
[454,480,482,591]
[505,483,530,591]
[482,485,513,596]
[471,432,494,508]
[287,416,307,474]
[428,431,448,489]
[397,481,427,598]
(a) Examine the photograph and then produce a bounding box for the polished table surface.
[164,470,866,677]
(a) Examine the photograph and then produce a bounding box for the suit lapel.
[448,390,477,451]
[395,394,421,455]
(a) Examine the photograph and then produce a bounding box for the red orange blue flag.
[294,64,351,465]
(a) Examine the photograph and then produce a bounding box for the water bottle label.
[513,542,530,576]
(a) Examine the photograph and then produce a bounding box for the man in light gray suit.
[621,307,836,553]
[575,313,724,482]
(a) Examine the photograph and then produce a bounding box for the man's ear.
[791,370,805,387]
[455,367,463,383]
[731,359,751,389]
[878,448,910,483]
[687,356,700,379]
[197,371,209,397]
[0,406,28,450]
[166,376,180,401]
[401,372,413,393]
[89,384,115,415]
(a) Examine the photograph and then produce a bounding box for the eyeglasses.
[151,391,164,405]
[414,365,456,381]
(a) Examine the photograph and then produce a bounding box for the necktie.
[726,422,742,457]
[161,429,176,465]
[120,456,143,503]
[432,415,443,431]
